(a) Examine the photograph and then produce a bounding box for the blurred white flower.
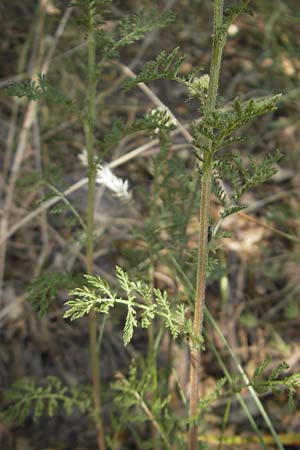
[78,148,88,167]
[96,165,132,200]
[228,24,239,36]
[78,149,131,200]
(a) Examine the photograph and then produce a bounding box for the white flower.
[188,74,210,97]
[228,24,239,37]
[96,165,132,201]
[78,148,98,167]
[148,106,177,134]
[197,74,210,90]
[78,148,88,167]
[79,149,131,201]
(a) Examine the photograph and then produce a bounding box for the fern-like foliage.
[136,130,199,260]
[97,108,176,156]
[230,150,281,201]
[123,47,185,90]
[27,272,82,317]
[2,376,92,424]
[212,149,282,220]
[160,159,196,247]
[189,94,282,222]
[71,0,112,30]
[112,359,183,450]
[73,1,174,41]
[5,74,79,114]
[116,9,176,49]
[122,46,211,96]
[17,166,68,210]
[251,356,300,413]
[100,9,176,65]
[193,95,282,157]
[73,2,175,63]
[64,266,191,346]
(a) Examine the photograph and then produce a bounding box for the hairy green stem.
[189,1,225,449]
[85,4,106,450]
[148,257,155,358]
[170,255,284,450]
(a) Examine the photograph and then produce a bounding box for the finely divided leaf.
[123,48,185,90]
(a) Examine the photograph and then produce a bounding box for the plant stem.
[189,1,225,449]
[189,172,212,450]
[85,4,106,450]
[169,253,285,450]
